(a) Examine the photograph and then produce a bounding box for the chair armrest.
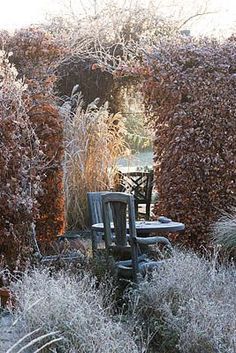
[136,236,172,247]
[116,254,147,267]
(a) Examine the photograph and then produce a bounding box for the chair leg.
[92,230,98,256]
[130,238,140,283]
[135,201,139,219]
[145,202,151,220]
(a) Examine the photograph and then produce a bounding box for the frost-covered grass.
[4,250,236,353]
[212,207,236,252]
[129,250,236,353]
[8,269,139,353]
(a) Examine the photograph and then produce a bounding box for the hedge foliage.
[137,36,236,247]
[0,51,40,267]
[0,29,65,267]
[2,27,66,96]
[1,16,236,252]
[28,103,64,247]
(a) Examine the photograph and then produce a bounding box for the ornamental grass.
[63,98,127,229]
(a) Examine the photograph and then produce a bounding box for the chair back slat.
[110,201,127,246]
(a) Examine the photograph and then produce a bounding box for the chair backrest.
[118,171,154,221]
[102,192,139,281]
[87,191,110,225]
[119,171,154,204]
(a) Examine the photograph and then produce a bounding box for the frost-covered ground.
[0,312,15,352]
[118,150,153,171]
[1,249,235,353]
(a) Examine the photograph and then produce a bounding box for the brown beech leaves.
[140,36,236,247]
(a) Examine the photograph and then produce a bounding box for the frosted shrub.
[212,207,236,256]
[0,51,45,268]
[9,269,138,353]
[130,250,236,353]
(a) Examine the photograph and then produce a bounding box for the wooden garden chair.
[118,170,154,220]
[101,192,165,283]
[30,223,83,265]
[87,191,111,254]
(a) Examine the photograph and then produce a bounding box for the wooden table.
[92,220,185,235]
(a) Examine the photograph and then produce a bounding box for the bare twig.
[177,11,217,31]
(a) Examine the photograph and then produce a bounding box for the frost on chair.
[101,192,168,283]
[87,191,111,254]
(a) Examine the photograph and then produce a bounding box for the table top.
[92,220,185,233]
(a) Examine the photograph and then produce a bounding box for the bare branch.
[177,11,217,31]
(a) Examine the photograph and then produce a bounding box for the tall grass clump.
[212,207,236,256]
[7,269,139,353]
[63,98,127,229]
[129,250,236,353]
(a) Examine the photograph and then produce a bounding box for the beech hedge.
[140,36,236,247]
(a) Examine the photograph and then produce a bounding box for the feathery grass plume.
[128,249,236,353]
[8,269,139,353]
[63,97,128,229]
[212,206,236,251]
